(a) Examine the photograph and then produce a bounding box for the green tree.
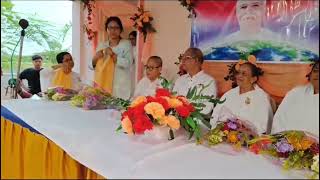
[1,0,72,71]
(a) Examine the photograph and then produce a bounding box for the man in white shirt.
[132,56,165,99]
[173,48,217,115]
[272,61,319,137]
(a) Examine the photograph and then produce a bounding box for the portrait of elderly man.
[215,0,280,46]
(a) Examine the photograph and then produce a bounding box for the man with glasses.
[132,56,164,99]
[173,48,217,115]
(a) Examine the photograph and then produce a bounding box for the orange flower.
[163,97,183,108]
[143,16,149,23]
[300,137,314,150]
[248,55,257,65]
[235,59,245,71]
[130,96,147,107]
[121,116,133,135]
[163,115,180,130]
[227,131,238,143]
[144,102,165,120]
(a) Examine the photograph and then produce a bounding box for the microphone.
[19,19,29,29]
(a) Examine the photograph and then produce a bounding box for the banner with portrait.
[191,0,319,62]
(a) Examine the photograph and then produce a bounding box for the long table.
[1,99,308,179]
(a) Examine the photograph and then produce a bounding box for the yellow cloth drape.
[94,56,115,94]
[51,68,73,89]
[1,117,105,179]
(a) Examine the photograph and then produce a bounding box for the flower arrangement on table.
[45,87,78,101]
[248,130,319,179]
[70,86,130,110]
[199,118,258,150]
[178,0,197,18]
[130,7,156,42]
[117,80,225,141]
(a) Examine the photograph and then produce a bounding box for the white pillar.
[72,1,85,79]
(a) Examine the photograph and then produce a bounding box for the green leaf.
[209,97,226,106]
[186,86,197,99]
[186,117,196,130]
[116,124,122,132]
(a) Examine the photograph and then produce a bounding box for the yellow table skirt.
[1,117,105,179]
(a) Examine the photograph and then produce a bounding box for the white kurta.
[173,70,217,115]
[272,83,319,137]
[132,77,164,100]
[96,39,134,100]
[211,85,273,134]
[39,68,83,91]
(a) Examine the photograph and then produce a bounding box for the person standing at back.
[92,16,133,100]
[17,55,43,98]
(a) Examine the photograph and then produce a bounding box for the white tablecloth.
[2,99,307,179]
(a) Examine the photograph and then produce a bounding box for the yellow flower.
[227,131,238,143]
[121,116,133,135]
[163,97,183,108]
[130,96,147,107]
[144,102,165,120]
[163,115,180,130]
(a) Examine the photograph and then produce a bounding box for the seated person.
[173,48,217,115]
[40,52,83,92]
[132,56,165,99]
[272,61,319,137]
[17,55,43,98]
[211,56,273,134]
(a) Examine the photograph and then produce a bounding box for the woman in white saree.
[211,56,273,134]
[272,61,319,137]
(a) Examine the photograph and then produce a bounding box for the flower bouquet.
[130,7,156,42]
[70,86,130,110]
[117,80,225,141]
[200,117,258,151]
[248,130,319,178]
[45,87,78,101]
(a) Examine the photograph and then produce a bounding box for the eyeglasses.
[107,26,121,31]
[179,55,195,63]
[144,65,161,71]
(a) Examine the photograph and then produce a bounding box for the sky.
[11,0,72,55]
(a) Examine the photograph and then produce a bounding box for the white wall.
[145,0,192,81]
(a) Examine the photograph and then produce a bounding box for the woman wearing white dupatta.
[272,62,319,137]
[211,56,273,134]
[92,16,133,100]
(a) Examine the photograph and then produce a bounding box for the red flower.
[277,152,289,158]
[176,106,191,118]
[133,114,153,134]
[186,103,195,112]
[146,96,170,111]
[223,123,229,131]
[155,88,171,97]
[310,143,319,155]
[249,143,261,154]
